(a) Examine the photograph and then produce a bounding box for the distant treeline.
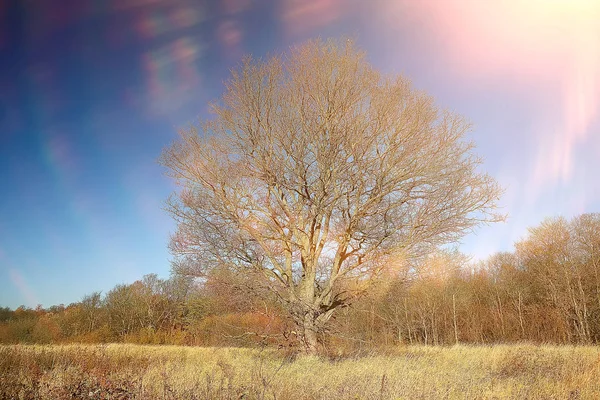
[2,213,600,348]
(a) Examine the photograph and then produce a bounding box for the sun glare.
[389,0,600,193]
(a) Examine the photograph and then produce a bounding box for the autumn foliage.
[2,213,600,350]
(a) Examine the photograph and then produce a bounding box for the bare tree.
[160,38,503,353]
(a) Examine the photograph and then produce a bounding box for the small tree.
[161,38,503,353]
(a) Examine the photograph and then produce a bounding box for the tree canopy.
[160,38,503,353]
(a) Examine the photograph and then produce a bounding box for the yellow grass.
[1,343,600,399]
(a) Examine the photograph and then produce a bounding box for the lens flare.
[9,269,38,307]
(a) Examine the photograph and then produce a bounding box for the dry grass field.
[1,343,600,399]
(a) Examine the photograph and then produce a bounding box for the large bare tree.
[160,39,503,353]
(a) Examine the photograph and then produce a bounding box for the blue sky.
[1,0,599,309]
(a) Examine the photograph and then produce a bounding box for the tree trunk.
[518,291,525,339]
[302,313,318,355]
[453,293,459,345]
[404,298,413,344]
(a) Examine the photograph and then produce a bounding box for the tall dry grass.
[1,343,599,399]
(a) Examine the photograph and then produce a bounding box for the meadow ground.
[1,343,599,399]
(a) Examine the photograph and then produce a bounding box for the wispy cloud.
[142,36,204,117]
[217,20,243,54]
[280,0,346,37]
[136,2,204,39]
[220,0,252,15]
